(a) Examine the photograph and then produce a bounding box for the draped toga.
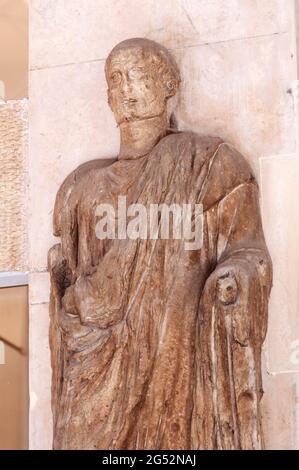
[48,131,272,450]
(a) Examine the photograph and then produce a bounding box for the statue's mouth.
[122,98,137,105]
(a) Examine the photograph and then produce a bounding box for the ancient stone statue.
[48,38,272,450]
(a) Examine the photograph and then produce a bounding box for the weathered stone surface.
[49,38,272,450]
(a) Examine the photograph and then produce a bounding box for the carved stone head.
[105,38,181,125]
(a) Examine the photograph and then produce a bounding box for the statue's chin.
[118,115,138,124]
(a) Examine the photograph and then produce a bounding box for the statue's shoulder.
[161,131,224,167]
[163,132,256,207]
[162,130,223,152]
[208,140,255,183]
[199,139,256,209]
[166,131,254,179]
[53,158,116,236]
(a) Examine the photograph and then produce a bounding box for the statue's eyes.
[110,72,122,86]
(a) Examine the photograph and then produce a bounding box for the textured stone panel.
[0,99,28,271]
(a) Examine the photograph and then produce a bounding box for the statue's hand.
[61,284,78,315]
[205,264,239,306]
[216,272,238,305]
[48,244,72,298]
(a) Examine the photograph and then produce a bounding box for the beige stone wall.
[0,99,28,271]
[29,0,299,449]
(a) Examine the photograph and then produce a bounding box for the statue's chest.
[75,150,195,263]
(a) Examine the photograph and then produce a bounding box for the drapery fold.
[49,132,272,449]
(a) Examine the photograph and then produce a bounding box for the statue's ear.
[166,79,179,98]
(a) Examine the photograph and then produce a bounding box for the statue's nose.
[121,74,133,95]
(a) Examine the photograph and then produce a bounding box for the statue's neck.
[118,113,168,160]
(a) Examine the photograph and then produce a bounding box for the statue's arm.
[198,179,272,449]
[49,158,117,340]
[61,239,138,329]
[203,180,272,344]
[53,157,116,276]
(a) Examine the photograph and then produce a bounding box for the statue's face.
[106,48,170,125]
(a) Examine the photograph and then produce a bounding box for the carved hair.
[105,37,181,95]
